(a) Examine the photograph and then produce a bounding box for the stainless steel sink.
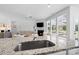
[14,40,55,52]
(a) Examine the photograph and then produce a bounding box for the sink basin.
[14,40,55,52]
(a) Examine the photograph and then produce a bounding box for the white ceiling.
[0,4,69,19]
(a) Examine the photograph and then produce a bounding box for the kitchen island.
[0,36,66,55]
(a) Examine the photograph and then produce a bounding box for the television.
[37,22,44,27]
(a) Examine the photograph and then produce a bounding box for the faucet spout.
[33,37,37,40]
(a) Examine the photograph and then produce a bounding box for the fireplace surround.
[37,30,44,36]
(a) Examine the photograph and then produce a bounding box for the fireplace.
[37,30,44,36]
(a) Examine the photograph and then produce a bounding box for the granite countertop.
[0,36,66,55]
[0,36,33,55]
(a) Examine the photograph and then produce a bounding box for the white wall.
[0,10,48,33]
[17,19,35,32]
[0,11,35,32]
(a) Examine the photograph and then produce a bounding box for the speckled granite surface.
[0,36,58,55]
[0,36,33,55]
[0,36,76,55]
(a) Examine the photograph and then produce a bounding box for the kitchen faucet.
[33,37,37,40]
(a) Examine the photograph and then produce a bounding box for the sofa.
[18,31,34,37]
